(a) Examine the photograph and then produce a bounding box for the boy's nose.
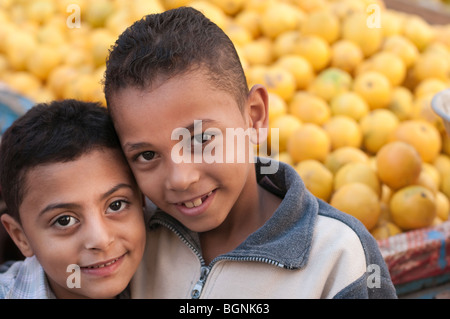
[83,216,114,251]
[165,161,200,192]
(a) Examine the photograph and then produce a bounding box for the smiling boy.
[104,7,397,298]
[0,100,146,298]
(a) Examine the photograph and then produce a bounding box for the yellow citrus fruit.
[413,52,450,82]
[234,9,261,38]
[341,11,383,57]
[403,16,435,52]
[307,67,353,102]
[301,9,340,44]
[434,154,450,180]
[330,182,381,231]
[84,0,115,28]
[89,28,117,67]
[334,162,381,197]
[387,86,413,121]
[3,71,42,97]
[376,141,423,190]
[224,23,253,47]
[5,30,37,71]
[353,71,392,110]
[389,120,442,163]
[330,91,369,121]
[422,162,441,190]
[209,0,245,15]
[414,78,449,99]
[324,146,369,174]
[411,93,443,130]
[26,44,62,81]
[242,37,273,66]
[330,39,364,75]
[323,115,362,150]
[288,91,330,125]
[379,9,405,37]
[260,66,296,102]
[371,221,402,241]
[389,185,436,230]
[46,65,79,99]
[359,109,399,154]
[295,159,333,202]
[268,92,287,122]
[274,54,314,90]
[291,35,331,72]
[272,30,300,59]
[436,191,450,221]
[382,35,419,69]
[259,2,304,39]
[413,169,439,195]
[287,123,331,163]
[361,51,407,86]
[269,114,302,153]
[187,1,228,29]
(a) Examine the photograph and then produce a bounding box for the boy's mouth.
[81,253,126,269]
[177,190,214,208]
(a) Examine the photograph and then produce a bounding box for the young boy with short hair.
[0,100,146,298]
[104,7,397,299]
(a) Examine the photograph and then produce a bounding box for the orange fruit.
[234,9,261,38]
[260,2,304,39]
[242,37,273,66]
[436,191,450,221]
[287,123,331,163]
[274,54,315,90]
[330,39,364,74]
[353,71,392,110]
[403,16,435,52]
[292,35,331,72]
[414,78,449,99]
[389,120,442,163]
[260,66,296,102]
[413,52,450,82]
[330,182,381,231]
[376,141,422,190]
[382,35,419,68]
[295,159,333,202]
[322,115,362,150]
[301,9,340,44]
[359,109,399,154]
[334,162,381,197]
[371,221,402,240]
[389,185,436,230]
[388,86,413,121]
[360,51,407,86]
[307,67,352,102]
[288,91,330,125]
[224,23,253,47]
[341,11,383,57]
[324,146,369,174]
[268,114,302,153]
[330,91,369,121]
[268,92,287,122]
[26,44,62,81]
[411,93,443,130]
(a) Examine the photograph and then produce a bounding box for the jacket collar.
[149,158,318,270]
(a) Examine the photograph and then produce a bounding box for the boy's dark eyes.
[192,132,214,145]
[140,151,155,160]
[54,215,78,228]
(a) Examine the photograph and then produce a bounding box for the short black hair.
[104,6,248,111]
[0,99,123,222]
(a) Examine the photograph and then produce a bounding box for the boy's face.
[110,69,266,233]
[9,148,145,299]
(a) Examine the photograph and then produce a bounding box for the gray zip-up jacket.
[130,159,397,299]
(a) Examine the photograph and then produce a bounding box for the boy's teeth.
[182,190,214,208]
[193,198,202,207]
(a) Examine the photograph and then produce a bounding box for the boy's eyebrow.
[38,183,135,217]
[123,119,220,153]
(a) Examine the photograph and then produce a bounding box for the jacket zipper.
[152,218,285,299]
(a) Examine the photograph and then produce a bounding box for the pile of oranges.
[1,0,450,240]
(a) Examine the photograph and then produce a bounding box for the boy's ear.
[246,84,269,145]
[1,214,34,257]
